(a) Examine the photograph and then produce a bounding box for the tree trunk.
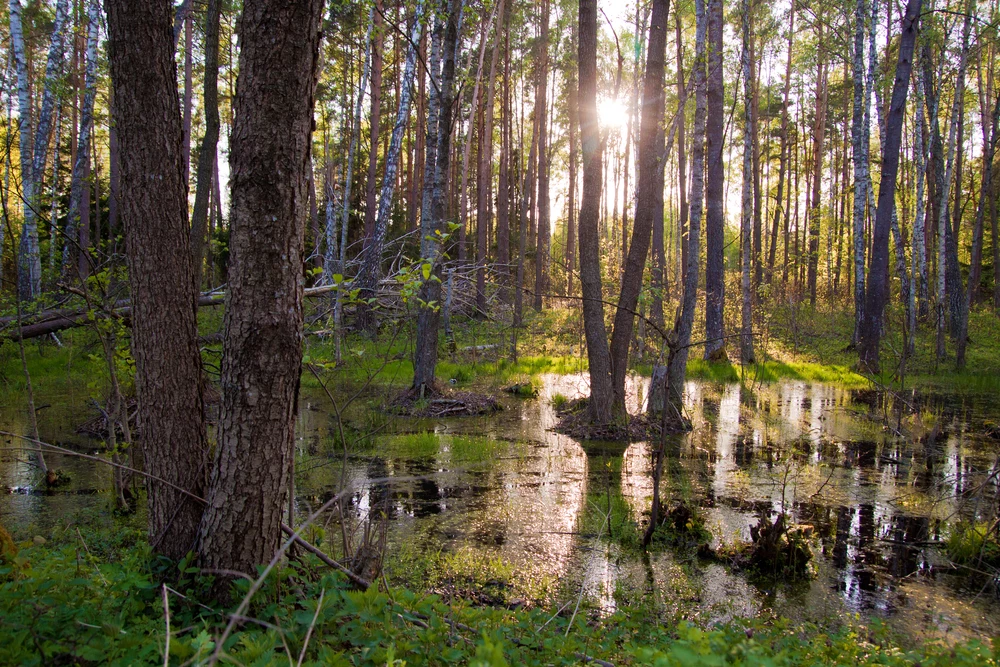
[767,0,795,283]
[807,25,827,308]
[477,0,505,314]
[857,0,922,372]
[739,0,755,363]
[497,12,512,302]
[913,67,928,319]
[566,20,578,297]
[182,12,192,181]
[197,0,323,577]
[11,0,69,299]
[534,2,552,312]
[703,0,726,360]
[850,0,869,344]
[672,8,688,301]
[190,0,221,292]
[62,1,98,280]
[667,0,707,407]
[413,0,462,395]
[357,2,425,325]
[105,0,208,561]
[578,0,613,424]
[609,0,669,416]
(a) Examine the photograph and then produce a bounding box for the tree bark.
[609,0,669,416]
[105,0,208,561]
[477,0,505,314]
[767,0,795,283]
[857,0,922,372]
[413,0,462,395]
[578,0,613,423]
[807,24,828,308]
[197,0,323,577]
[703,0,726,360]
[739,0,755,364]
[850,0,870,344]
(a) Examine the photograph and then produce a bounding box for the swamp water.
[4,372,1000,645]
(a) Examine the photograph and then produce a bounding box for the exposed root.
[389,387,502,417]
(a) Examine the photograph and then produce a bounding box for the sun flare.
[597,96,630,133]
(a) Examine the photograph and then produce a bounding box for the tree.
[11,0,69,300]
[850,0,870,345]
[739,0,754,364]
[197,0,324,576]
[412,0,463,395]
[189,0,221,292]
[578,0,613,424]
[857,0,923,372]
[105,0,208,561]
[703,0,726,361]
[534,0,551,312]
[609,0,669,416]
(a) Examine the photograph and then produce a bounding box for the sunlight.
[597,96,630,133]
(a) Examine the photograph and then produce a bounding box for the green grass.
[2,519,998,666]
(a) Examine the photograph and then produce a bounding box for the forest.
[4,0,1000,664]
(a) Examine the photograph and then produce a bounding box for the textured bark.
[578,0,613,424]
[197,0,323,576]
[739,0,755,364]
[703,0,726,360]
[497,12,512,302]
[767,0,794,283]
[105,0,208,561]
[667,0,706,404]
[364,1,384,245]
[190,0,221,293]
[12,0,69,299]
[182,12,192,180]
[62,0,98,279]
[413,0,462,394]
[912,69,928,319]
[609,0,668,416]
[857,0,922,372]
[534,0,551,312]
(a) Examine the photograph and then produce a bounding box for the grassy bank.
[1,517,996,666]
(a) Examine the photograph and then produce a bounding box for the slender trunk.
[739,0,755,363]
[851,0,870,343]
[807,25,827,308]
[197,0,323,577]
[767,2,794,282]
[703,0,726,360]
[182,12,192,181]
[357,3,425,327]
[459,14,494,265]
[62,0,97,280]
[105,0,208,561]
[497,14,512,302]
[674,9,688,297]
[477,0,505,314]
[190,0,221,292]
[913,66,929,318]
[12,0,69,299]
[667,0,707,407]
[858,0,923,372]
[534,0,551,312]
[364,1,384,252]
[566,21,578,297]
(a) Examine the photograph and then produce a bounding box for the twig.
[296,588,325,667]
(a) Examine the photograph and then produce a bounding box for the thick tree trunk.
[413,0,462,394]
[190,0,221,293]
[609,0,669,416]
[857,0,922,372]
[197,0,323,577]
[105,0,208,561]
[578,0,613,423]
[703,0,726,360]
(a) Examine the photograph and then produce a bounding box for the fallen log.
[1,285,341,342]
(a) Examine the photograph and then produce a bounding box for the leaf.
[422,263,432,281]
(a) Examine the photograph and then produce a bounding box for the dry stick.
[162,584,171,667]
[296,588,325,667]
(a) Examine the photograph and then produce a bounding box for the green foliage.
[947,521,1000,568]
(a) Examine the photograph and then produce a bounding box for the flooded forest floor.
[3,303,1000,664]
